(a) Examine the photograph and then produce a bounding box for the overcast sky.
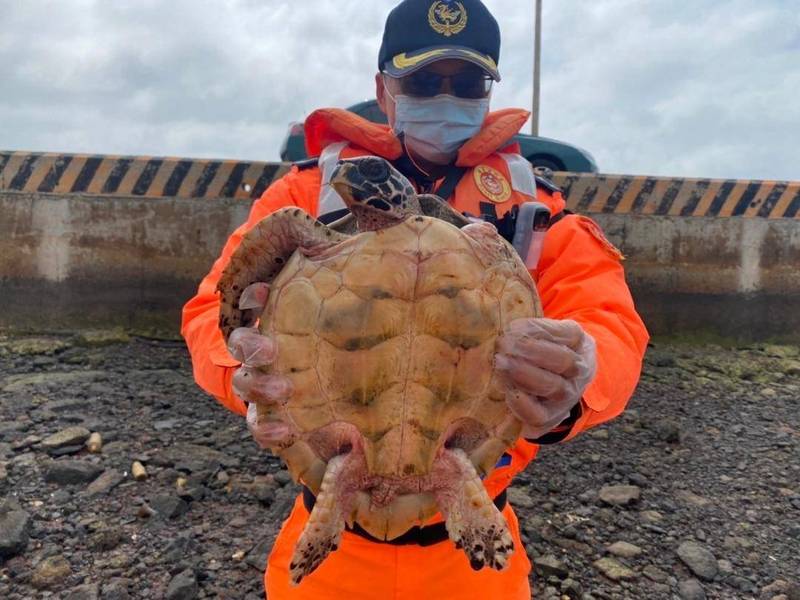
[1,0,798,180]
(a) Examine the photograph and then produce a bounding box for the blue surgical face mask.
[386,86,491,165]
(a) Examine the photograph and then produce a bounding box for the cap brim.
[384,45,500,81]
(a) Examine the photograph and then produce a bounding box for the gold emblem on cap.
[474,165,511,204]
[428,1,468,37]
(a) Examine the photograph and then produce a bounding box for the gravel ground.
[0,330,798,599]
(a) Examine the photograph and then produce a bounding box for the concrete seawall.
[1,152,798,341]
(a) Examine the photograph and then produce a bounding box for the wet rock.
[44,460,104,485]
[0,500,31,558]
[41,426,91,450]
[654,419,681,443]
[643,565,669,583]
[66,583,100,600]
[598,484,641,507]
[152,443,239,471]
[165,568,199,599]
[508,486,535,509]
[253,480,277,506]
[761,580,800,600]
[675,490,711,508]
[150,494,189,519]
[84,468,125,497]
[245,537,274,570]
[274,469,293,486]
[101,580,131,600]
[89,526,125,551]
[11,434,41,451]
[560,578,582,599]
[75,328,131,346]
[31,554,72,589]
[49,443,86,456]
[677,541,718,581]
[607,541,643,558]
[533,554,569,579]
[593,557,637,581]
[2,370,106,392]
[679,578,707,600]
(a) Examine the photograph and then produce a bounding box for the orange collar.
[304,107,531,165]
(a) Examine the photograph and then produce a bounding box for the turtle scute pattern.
[259,214,540,533]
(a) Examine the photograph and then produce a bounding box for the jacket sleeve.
[180,166,322,416]
[534,213,650,441]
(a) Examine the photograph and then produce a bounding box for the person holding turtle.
[182,0,649,598]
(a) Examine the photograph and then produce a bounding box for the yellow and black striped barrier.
[552,172,800,219]
[0,151,288,201]
[2,150,798,219]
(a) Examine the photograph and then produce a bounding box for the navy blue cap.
[379,0,501,81]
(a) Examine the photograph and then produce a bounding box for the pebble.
[678,579,707,600]
[274,469,293,486]
[607,541,643,558]
[31,554,72,589]
[150,494,189,519]
[639,509,663,522]
[101,580,131,600]
[676,541,718,581]
[598,485,641,507]
[42,426,91,449]
[85,468,125,497]
[44,460,104,485]
[0,501,31,558]
[654,419,681,443]
[65,583,100,600]
[533,555,569,579]
[508,486,535,509]
[592,557,637,581]
[643,565,668,583]
[165,568,198,600]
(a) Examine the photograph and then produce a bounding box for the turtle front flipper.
[290,452,362,586]
[216,207,349,340]
[433,448,514,571]
[417,194,471,228]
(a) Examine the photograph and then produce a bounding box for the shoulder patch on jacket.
[534,174,561,194]
[293,158,319,171]
[576,216,624,261]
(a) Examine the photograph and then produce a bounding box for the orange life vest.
[301,107,567,519]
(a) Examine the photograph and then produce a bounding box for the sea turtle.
[217,156,542,585]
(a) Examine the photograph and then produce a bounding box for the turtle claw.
[238,282,270,311]
[435,449,515,572]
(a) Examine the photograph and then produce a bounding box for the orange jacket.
[181,108,649,488]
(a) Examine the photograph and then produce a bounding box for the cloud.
[0,0,797,180]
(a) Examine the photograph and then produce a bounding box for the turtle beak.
[330,161,361,206]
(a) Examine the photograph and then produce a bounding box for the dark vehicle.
[280,99,598,173]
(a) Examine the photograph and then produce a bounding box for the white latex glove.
[495,318,597,440]
[226,283,294,448]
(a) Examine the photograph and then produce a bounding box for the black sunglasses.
[398,70,493,99]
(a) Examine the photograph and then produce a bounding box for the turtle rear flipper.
[217,207,349,340]
[290,452,362,585]
[434,448,514,571]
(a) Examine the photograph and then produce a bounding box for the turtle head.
[330,157,420,231]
